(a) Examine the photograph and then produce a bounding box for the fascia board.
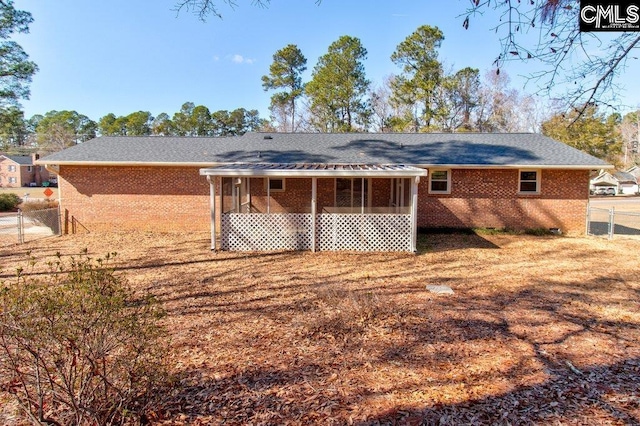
[198,168,427,178]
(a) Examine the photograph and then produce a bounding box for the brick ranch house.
[38,132,610,252]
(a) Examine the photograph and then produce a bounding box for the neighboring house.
[38,133,610,252]
[627,165,640,181]
[0,154,56,188]
[590,170,639,195]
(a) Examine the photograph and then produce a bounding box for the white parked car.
[594,187,616,196]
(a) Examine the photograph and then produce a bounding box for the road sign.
[43,188,54,198]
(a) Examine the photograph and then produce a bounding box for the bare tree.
[176,1,636,118]
[619,111,640,168]
[474,70,547,133]
[37,122,76,154]
[367,76,396,132]
[463,1,640,115]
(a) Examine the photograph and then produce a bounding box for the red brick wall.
[247,177,313,213]
[0,158,50,187]
[417,169,589,234]
[0,158,22,187]
[58,166,590,235]
[242,178,391,213]
[58,165,210,232]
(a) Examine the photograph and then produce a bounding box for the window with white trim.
[9,177,17,184]
[428,169,451,194]
[8,165,16,172]
[27,165,32,172]
[519,170,540,193]
[267,178,285,192]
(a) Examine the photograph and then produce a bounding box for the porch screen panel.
[335,178,369,210]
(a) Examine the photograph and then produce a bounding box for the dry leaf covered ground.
[1,231,639,425]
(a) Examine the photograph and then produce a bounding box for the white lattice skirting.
[316,214,411,251]
[221,213,313,251]
[221,213,412,252]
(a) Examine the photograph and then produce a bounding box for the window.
[8,165,16,172]
[519,170,540,193]
[9,177,17,184]
[27,165,32,172]
[429,169,450,194]
[335,178,369,208]
[267,178,285,192]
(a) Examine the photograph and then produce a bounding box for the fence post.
[586,203,591,235]
[57,205,62,236]
[608,207,615,240]
[17,209,24,244]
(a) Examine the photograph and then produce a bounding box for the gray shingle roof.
[612,171,638,183]
[38,132,610,168]
[1,155,33,165]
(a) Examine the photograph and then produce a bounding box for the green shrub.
[524,227,555,236]
[0,252,168,425]
[0,193,21,212]
[474,227,556,236]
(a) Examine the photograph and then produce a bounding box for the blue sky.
[12,0,640,122]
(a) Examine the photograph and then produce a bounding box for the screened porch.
[199,163,427,252]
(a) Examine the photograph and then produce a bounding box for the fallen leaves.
[1,231,639,424]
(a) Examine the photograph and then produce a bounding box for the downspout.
[311,177,317,252]
[411,176,420,252]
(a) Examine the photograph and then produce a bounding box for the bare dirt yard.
[1,231,639,425]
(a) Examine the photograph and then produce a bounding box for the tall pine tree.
[306,35,370,132]
[261,44,306,132]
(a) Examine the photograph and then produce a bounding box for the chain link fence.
[0,207,61,245]
[587,206,640,239]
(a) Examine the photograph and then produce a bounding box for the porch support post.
[361,177,364,214]
[411,176,420,252]
[311,177,317,252]
[246,177,251,213]
[207,175,216,251]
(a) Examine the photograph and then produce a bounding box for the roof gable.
[612,170,638,183]
[592,170,638,184]
[39,132,611,169]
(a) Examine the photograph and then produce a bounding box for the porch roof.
[199,163,427,178]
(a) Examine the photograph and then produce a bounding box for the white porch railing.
[220,212,412,251]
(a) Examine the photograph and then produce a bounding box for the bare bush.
[19,200,58,212]
[0,251,168,425]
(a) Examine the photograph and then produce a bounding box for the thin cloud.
[231,54,255,65]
